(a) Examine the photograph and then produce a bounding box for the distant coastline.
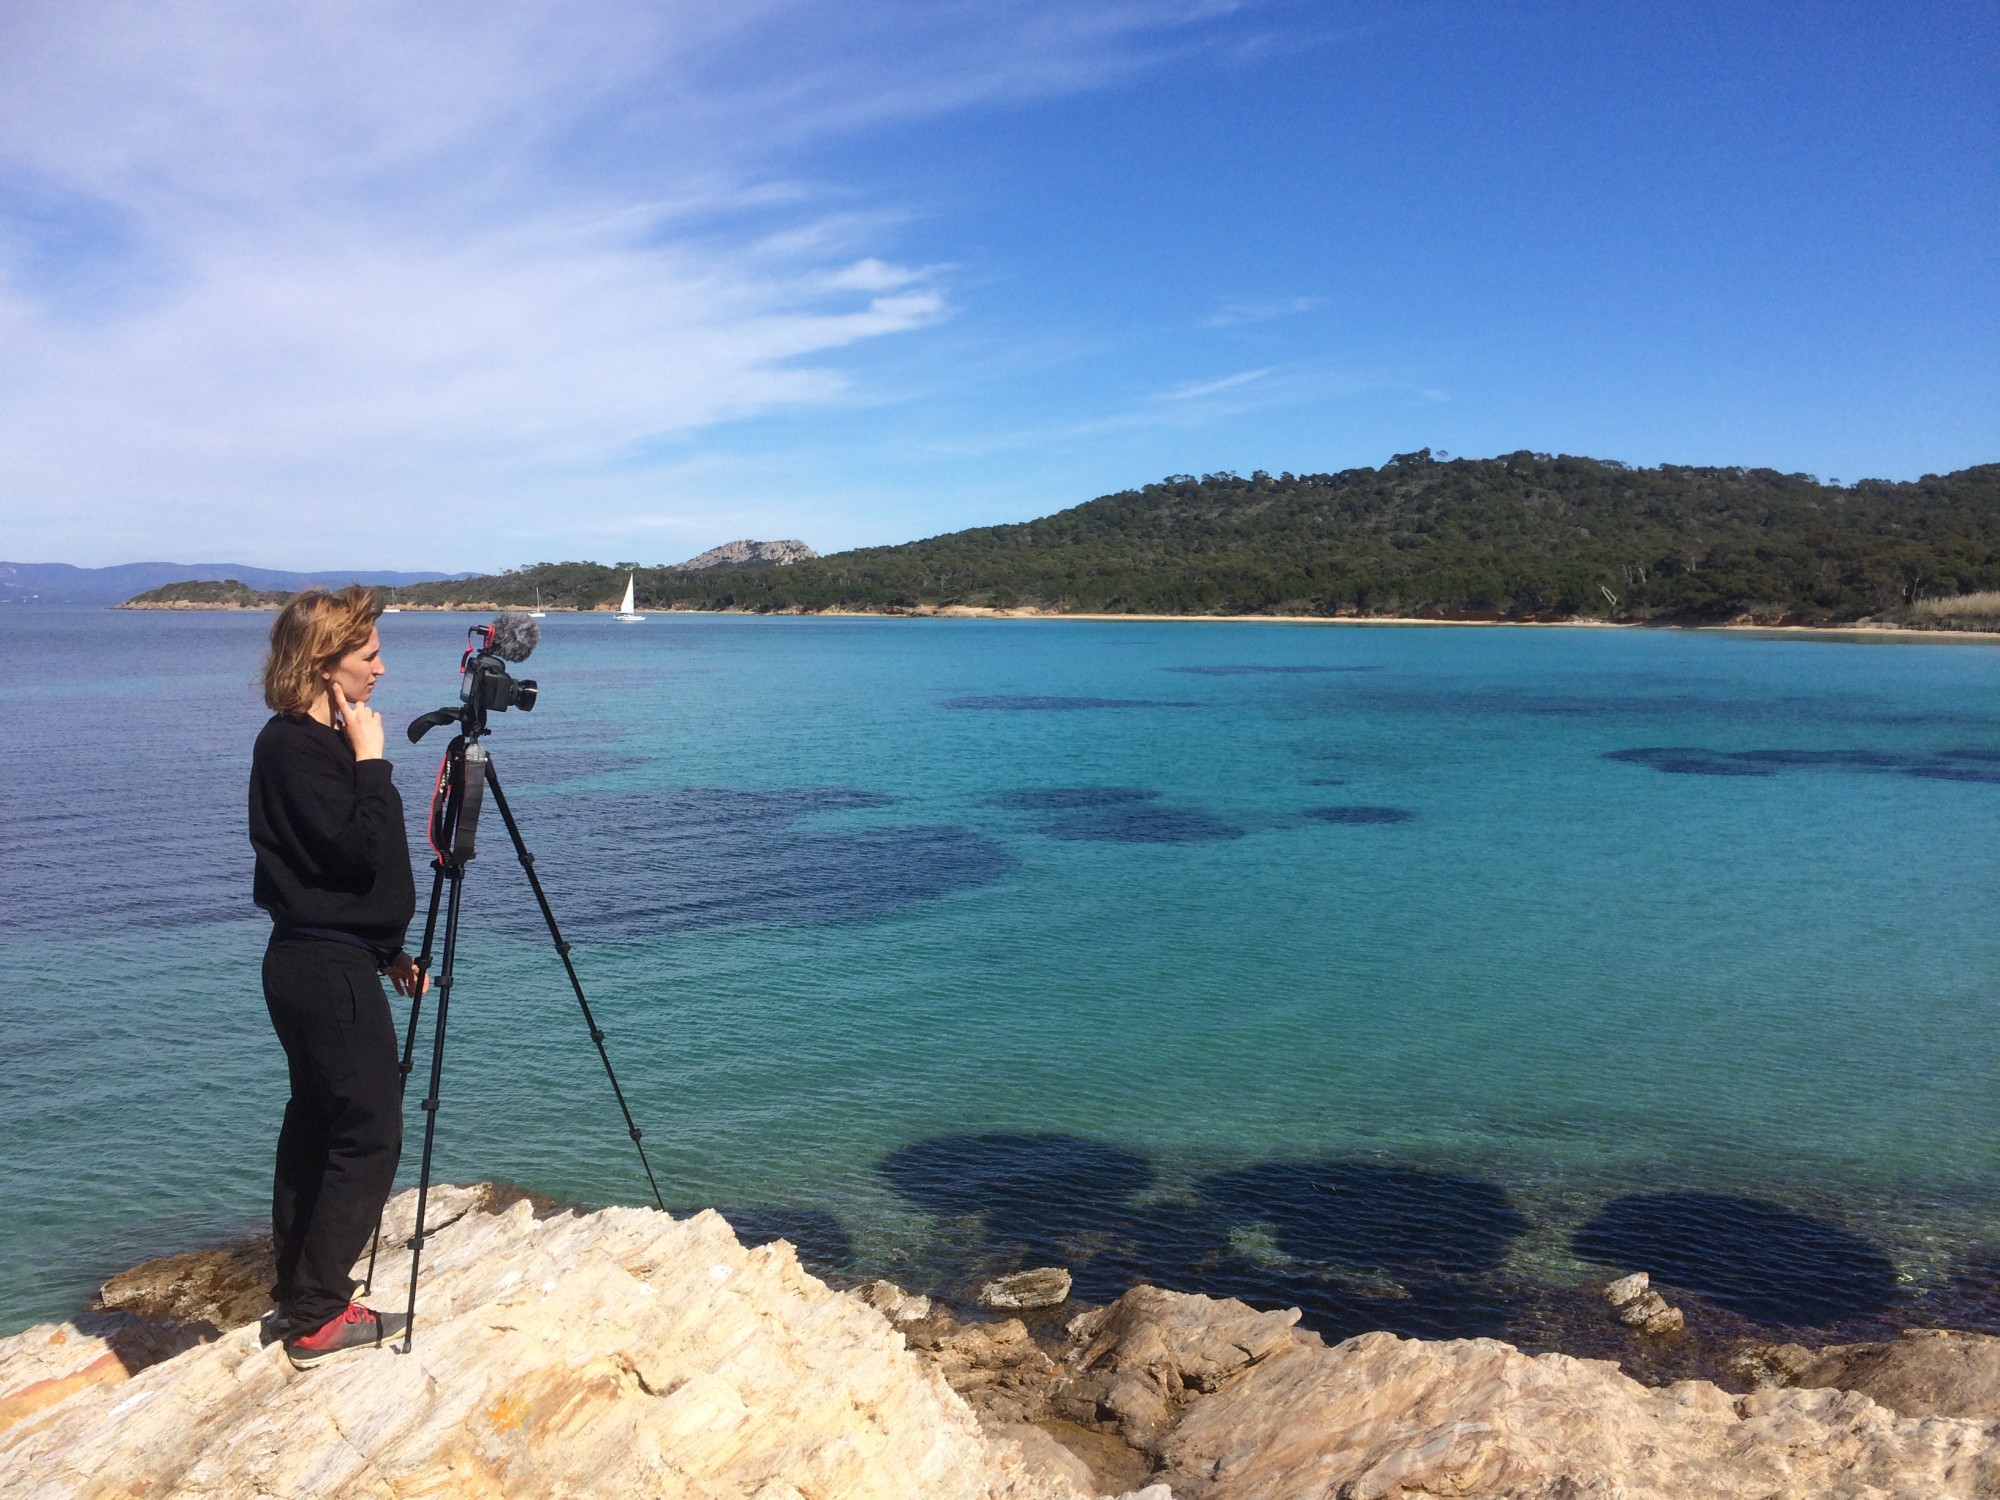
[111,595,2000,640]
[92,450,2000,636]
[0,560,463,607]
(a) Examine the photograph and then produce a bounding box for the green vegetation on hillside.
[121,578,292,608]
[384,453,2000,625]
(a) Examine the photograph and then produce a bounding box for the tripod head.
[409,614,540,744]
[407,706,463,742]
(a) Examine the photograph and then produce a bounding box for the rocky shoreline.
[2,1185,1995,1497]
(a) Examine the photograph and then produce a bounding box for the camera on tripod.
[378,608,665,1354]
[410,614,539,742]
[461,620,538,716]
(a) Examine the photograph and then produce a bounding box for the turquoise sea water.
[3,608,1997,1344]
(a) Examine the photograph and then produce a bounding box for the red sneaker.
[284,1302,407,1369]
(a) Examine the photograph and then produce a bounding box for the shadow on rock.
[1572,1192,1901,1328]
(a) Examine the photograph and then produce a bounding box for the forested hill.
[403,451,2000,623]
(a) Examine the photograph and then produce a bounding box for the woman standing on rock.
[249,586,428,1369]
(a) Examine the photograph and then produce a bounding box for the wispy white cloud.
[1200,295,1325,328]
[0,0,1246,565]
[1159,368,1273,401]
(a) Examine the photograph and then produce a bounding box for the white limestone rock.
[1618,1291,1685,1335]
[1603,1269,1684,1334]
[0,1189,1093,1500]
[856,1279,934,1324]
[1732,1327,2000,1421]
[1602,1271,1650,1308]
[1056,1286,1300,1449]
[0,1312,210,1438]
[13,1205,1997,1500]
[1155,1327,2000,1499]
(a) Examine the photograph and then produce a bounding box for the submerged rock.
[1603,1271,1651,1308]
[1604,1269,1686,1335]
[982,1268,1074,1311]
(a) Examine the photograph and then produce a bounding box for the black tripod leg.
[483,763,668,1211]
[400,858,466,1353]
[400,859,449,1076]
[363,858,447,1297]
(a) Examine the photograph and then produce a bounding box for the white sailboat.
[613,572,646,623]
[529,587,546,620]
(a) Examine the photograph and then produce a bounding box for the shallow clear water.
[4,608,1997,1343]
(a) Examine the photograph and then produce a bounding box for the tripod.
[361,718,665,1353]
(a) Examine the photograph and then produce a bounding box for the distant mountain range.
[0,561,467,606]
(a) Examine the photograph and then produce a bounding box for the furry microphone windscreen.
[487,613,541,662]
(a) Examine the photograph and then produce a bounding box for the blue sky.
[1,1,1994,570]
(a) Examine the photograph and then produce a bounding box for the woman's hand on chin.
[333,684,386,761]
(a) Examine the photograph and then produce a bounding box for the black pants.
[263,937,403,1332]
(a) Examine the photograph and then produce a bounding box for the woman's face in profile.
[323,626,386,706]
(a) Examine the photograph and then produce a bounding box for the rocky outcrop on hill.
[4,1188,1997,1498]
[678,539,818,569]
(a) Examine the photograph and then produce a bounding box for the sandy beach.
[790,604,2000,642]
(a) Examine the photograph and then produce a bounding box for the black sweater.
[249,714,417,955]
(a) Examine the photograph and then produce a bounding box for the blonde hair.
[263,585,383,714]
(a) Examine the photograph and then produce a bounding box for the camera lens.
[513,679,538,711]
